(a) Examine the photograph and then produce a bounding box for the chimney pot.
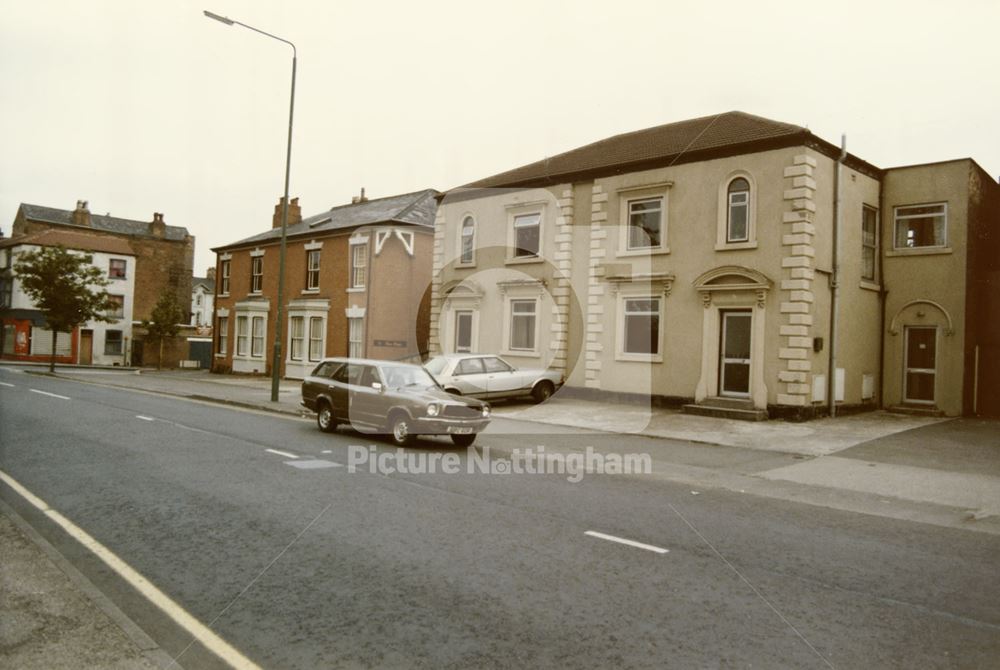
[72,200,92,227]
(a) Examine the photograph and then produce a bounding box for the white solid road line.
[30,389,70,400]
[0,469,261,670]
[136,415,155,421]
[0,381,15,387]
[585,530,670,555]
[265,448,299,460]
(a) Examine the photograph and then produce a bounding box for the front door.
[720,311,752,397]
[79,330,93,365]
[904,326,936,404]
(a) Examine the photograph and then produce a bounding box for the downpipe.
[828,135,847,418]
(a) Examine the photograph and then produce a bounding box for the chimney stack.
[351,187,368,205]
[72,200,91,227]
[206,266,216,281]
[273,196,303,229]
[149,212,166,238]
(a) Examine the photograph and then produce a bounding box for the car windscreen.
[423,357,448,376]
[381,365,437,389]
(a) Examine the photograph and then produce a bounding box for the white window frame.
[308,317,324,361]
[616,293,664,363]
[458,215,476,266]
[716,172,758,250]
[250,316,265,358]
[454,309,475,353]
[220,259,231,296]
[350,242,367,290]
[505,202,546,264]
[217,316,228,355]
[306,249,321,291]
[235,316,249,356]
[348,317,364,358]
[893,202,948,250]
[290,316,305,361]
[250,256,263,294]
[616,183,672,257]
[503,297,539,356]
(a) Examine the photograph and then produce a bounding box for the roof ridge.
[322,188,435,215]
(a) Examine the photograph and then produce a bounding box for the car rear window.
[456,358,485,375]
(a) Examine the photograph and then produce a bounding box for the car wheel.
[388,412,414,446]
[451,433,476,448]
[531,381,554,404]
[316,401,338,433]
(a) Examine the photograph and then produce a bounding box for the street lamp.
[204,10,296,403]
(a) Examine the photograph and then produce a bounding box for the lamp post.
[204,10,295,402]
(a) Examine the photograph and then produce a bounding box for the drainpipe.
[876,176,887,409]
[828,135,847,417]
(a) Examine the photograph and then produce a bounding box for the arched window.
[460,216,475,264]
[727,178,750,243]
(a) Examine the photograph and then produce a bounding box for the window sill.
[346,287,365,293]
[615,353,663,363]
[214,353,227,358]
[859,280,881,292]
[502,349,541,359]
[249,291,263,296]
[218,293,230,298]
[616,247,670,258]
[455,262,477,270]
[715,241,758,251]
[301,288,320,295]
[885,247,953,257]
[505,256,543,266]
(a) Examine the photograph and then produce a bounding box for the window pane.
[309,317,323,360]
[509,299,536,350]
[862,248,876,281]
[628,208,661,248]
[728,200,748,242]
[728,178,749,194]
[483,357,511,373]
[456,358,485,375]
[624,314,659,355]
[515,224,539,257]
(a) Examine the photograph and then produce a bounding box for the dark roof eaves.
[448,131,882,195]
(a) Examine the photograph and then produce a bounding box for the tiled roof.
[19,204,190,242]
[193,276,216,292]
[215,189,439,250]
[460,111,811,190]
[0,229,135,255]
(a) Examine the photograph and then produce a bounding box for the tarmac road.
[2,368,999,669]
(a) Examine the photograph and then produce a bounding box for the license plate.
[447,426,474,434]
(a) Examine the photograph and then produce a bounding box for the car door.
[328,363,354,421]
[452,357,489,397]
[349,364,386,428]
[482,356,522,398]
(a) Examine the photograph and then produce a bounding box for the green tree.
[142,293,184,370]
[13,245,115,372]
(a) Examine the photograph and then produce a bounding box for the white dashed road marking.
[585,531,669,554]
[136,415,155,421]
[0,381,15,387]
[30,389,70,400]
[0,469,261,670]
[265,448,299,459]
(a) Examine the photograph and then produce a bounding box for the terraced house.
[211,190,437,379]
[429,112,1000,419]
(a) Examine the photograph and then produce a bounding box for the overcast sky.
[2,0,997,274]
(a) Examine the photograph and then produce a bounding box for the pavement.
[2,362,999,668]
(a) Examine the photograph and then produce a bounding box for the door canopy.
[693,266,773,308]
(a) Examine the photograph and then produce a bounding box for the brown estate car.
[301,358,491,447]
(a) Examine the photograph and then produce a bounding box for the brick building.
[12,201,195,324]
[11,200,196,368]
[211,190,437,379]
[1,230,136,365]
